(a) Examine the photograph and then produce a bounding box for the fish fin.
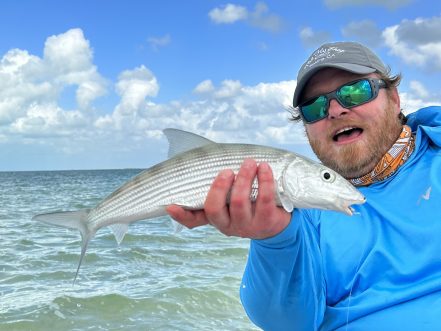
[280,195,294,213]
[74,231,93,285]
[163,128,215,158]
[109,223,129,245]
[32,209,94,284]
[169,218,185,233]
[275,176,294,213]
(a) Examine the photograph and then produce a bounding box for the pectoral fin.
[276,176,294,213]
[279,193,294,213]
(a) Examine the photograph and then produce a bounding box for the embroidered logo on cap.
[304,46,345,68]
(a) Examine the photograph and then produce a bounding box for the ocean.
[0,169,259,331]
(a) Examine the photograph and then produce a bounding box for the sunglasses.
[298,78,387,123]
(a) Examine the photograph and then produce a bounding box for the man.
[167,42,441,330]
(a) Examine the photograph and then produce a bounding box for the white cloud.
[214,80,242,99]
[209,2,284,32]
[299,27,331,48]
[0,28,107,135]
[341,20,383,47]
[43,29,107,109]
[393,17,441,45]
[44,28,93,74]
[147,34,171,51]
[115,65,159,111]
[383,17,441,70]
[0,49,51,124]
[409,81,429,99]
[98,65,160,132]
[324,0,412,10]
[399,92,437,115]
[0,28,107,144]
[10,103,86,137]
[208,4,248,24]
[398,81,440,115]
[76,80,107,109]
[3,27,437,171]
[193,80,215,94]
[91,77,301,149]
[248,2,284,32]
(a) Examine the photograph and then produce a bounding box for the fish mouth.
[344,206,357,216]
[342,196,366,216]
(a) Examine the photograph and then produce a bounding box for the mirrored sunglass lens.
[301,96,327,122]
[338,80,373,107]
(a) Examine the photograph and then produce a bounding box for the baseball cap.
[292,41,388,107]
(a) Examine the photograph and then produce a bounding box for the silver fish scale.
[87,144,293,229]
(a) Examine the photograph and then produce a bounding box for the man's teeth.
[335,127,355,135]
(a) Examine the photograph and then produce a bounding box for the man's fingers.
[229,159,257,223]
[255,162,277,217]
[204,169,235,230]
[166,205,208,229]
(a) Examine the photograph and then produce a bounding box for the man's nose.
[327,99,349,120]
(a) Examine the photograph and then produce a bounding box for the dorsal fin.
[163,128,215,158]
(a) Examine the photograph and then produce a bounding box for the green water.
[0,170,259,330]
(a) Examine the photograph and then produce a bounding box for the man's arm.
[240,210,325,330]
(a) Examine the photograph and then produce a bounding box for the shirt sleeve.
[240,209,325,331]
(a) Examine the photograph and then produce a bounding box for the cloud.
[393,17,441,45]
[2,27,437,171]
[208,3,248,24]
[299,27,331,48]
[10,103,86,137]
[383,16,441,70]
[95,77,301,146]
[99,65,159,131]
[400,92,438,116]
[398,81,440,115]
[0,28,106,134]
[0,27,306,168]
[209,2,284,32]
[213,80,242,99]
[193,80,215,94]
[43,28,107,108]
[324,0,413,10]
[147,34,171,51]
[341,20,383,47]
[409,80,429,99]
[248,2,284,32]
[0,49,51,125]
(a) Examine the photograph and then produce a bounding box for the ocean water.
[0,170,259,331]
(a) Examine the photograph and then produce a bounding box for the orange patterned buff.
[350,125,415,187]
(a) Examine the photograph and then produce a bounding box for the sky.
[1,0,441,171]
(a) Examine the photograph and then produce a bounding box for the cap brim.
[292,63,377,107]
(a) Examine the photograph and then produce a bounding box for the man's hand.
[166,159,291,239]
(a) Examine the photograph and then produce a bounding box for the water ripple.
[0,170,258,330]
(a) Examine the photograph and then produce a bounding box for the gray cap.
[293,41,387,107]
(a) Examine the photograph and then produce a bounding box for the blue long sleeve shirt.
[240,106,441,330]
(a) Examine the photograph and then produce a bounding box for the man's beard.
[307,104,403,179]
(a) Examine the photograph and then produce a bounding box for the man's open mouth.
[333,127,364,142]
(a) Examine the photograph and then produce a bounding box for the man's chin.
[316,145,371,178]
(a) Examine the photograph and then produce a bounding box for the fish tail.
[32,209,95,284]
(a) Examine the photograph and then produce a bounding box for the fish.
[33,128,366,282]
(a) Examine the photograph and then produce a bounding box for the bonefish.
[33,128,366,282]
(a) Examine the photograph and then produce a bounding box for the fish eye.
[321,169,336,183]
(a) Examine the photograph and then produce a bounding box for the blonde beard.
[307,105,403,179]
